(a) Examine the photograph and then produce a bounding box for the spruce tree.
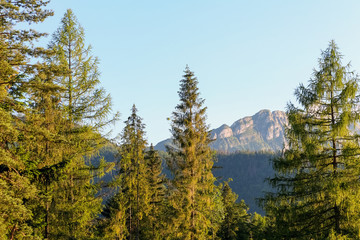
[101,191,128,239]
[143,144,166,239]
[103,105,150,240]
[167,66,217,240]
[249,213,271,240]
[263,40,360,239]
[217,182,250,240]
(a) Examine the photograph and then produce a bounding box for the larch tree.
[166,66,217,240]
[0,1,52,239]
[49,9,114,128]
[45,9,117,238]
[263,40,360,239]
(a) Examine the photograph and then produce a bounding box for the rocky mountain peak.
[155,109,288,153]
[212,124,233,139]
[209,109,288,152]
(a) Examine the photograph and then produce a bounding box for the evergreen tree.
[143,144,166,240]
[263,40,360,239]
[0,102,37,239]
[217,182,250,240]
[0,1,52,238]
[249,213,271,240]
[21,62,68,239]
[49,9,113,127]
[101,191,128,239]
[103,105,150,240]
[166,66,217,240]
[45,9,117,238]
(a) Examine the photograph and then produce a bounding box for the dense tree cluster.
[2,1,360,240]
[100,68,262,240]
[0,2,117,239]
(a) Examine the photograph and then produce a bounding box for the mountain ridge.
[154,109,288,153]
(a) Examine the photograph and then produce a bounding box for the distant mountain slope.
[214,152,275,214]
[159,150,275,214]
[153,139,172,152]
[155,109,288,153]
[93,146,275,214]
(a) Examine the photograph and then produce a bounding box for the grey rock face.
[210,109,288,153]
[154,109,288,153]
[212,124,233,139]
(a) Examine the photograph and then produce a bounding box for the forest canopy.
[1,1,360,240]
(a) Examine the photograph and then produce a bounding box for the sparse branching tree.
[263,40,360,239]
[44,9,118,238]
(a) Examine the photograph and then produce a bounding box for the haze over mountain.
[155,109,288,153]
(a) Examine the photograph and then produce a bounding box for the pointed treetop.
[131,104,137,113]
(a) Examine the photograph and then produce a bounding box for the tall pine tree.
[166,66,217,240]
[263,41,360,239]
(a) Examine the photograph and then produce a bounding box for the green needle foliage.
[217,181,250,240]
[102,105,150,240]
[166,66,217,240]
[118,105,150,240]
[263,40,360,239]
[21,62,69,239]
[249,213,271,240]
[143,144,166,240]
[43,9,117,239]
[0,1,52,239]
[49,9,115,128]
[6,2,360,239]
[101,191,128,240]
[0,104,37,239]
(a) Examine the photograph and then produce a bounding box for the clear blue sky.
[32,0,360,144]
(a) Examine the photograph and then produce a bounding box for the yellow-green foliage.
[263,41,360,239]
[166,66,218,239]
[0,1,52,239]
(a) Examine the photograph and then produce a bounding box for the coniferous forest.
[2,1,360,240]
